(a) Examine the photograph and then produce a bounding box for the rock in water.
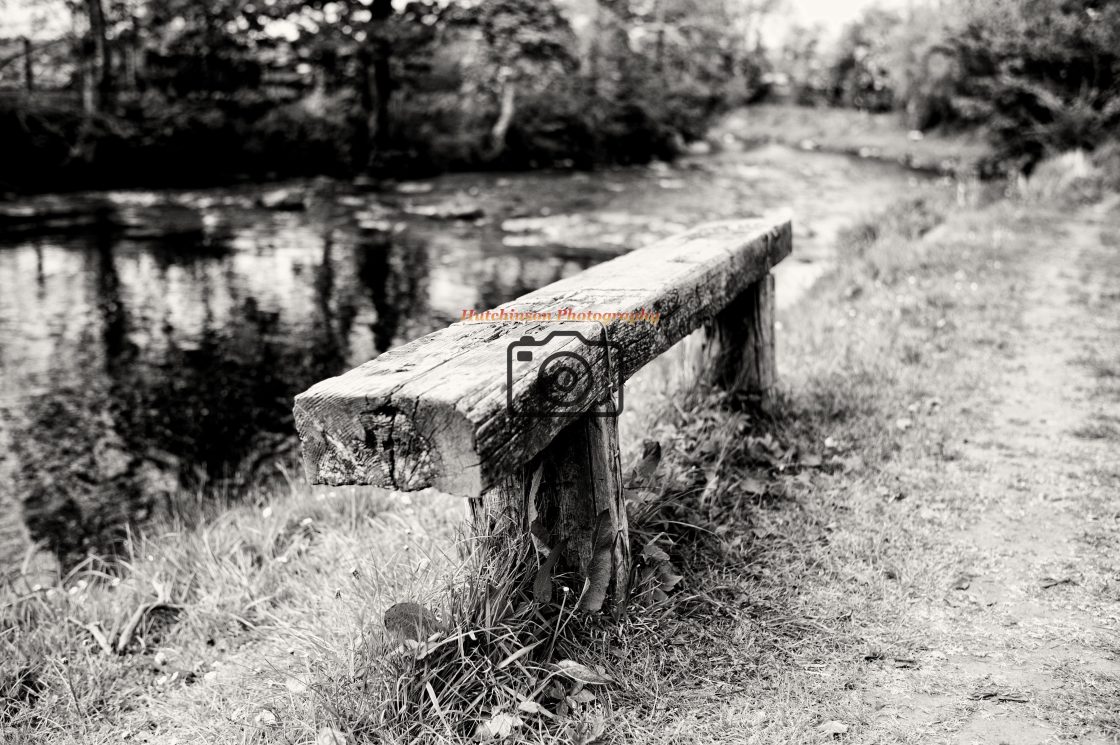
[402,201,484,220]
[258,188,305,211]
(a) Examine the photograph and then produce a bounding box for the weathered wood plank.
[294,217,792,497]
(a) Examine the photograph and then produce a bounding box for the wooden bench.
[294,216,792,610]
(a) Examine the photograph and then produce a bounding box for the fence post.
[701,273,776,404]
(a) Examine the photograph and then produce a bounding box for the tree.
[827,5,902,112]
[950,0,1120,170]
[470,0,578,160]
[81,0,112,113]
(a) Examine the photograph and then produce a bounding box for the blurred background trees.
[770,0,1120,176]
[0,0,776,189]
[1,0,1118,190]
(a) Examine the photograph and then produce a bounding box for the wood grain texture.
[530,401,629,611]
[700,273,776,398]
[294,217,792,496]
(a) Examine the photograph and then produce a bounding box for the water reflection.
[1,200,451,563]
[0,147,943,565]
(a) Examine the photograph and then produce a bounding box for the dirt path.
[862,200,1120,743]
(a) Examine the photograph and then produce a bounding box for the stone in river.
[258,188,306,211]
[402,201,484,220]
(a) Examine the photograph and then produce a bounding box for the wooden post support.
[530,402,628,612]
[467,404,629,612]
[701,273,776,403]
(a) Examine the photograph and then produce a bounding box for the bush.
[1015,149,1108,205]
[948,0,1120,174]
[0,92,362,192]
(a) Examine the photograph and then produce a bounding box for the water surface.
[0,143,945,566]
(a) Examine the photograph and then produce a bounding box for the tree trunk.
[488,76,517,160]
[594,0,633,98]
[365,0,394,171]
[371,53,392,155]
[22,37,34,91]
[353,48,374,171]
[83,0,112,114]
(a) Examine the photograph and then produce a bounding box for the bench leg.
[701,272,776,404]
[527,402,630,612]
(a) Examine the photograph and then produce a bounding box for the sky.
[791,0,891,27]
[765,0,911,43]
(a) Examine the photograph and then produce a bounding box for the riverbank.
[5,163,1118,741]
[715,104,993,176]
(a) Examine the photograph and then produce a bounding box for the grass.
[4,180,1119,743]
[715,104,992,176]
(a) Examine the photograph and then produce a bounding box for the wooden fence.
[294,217,793,611]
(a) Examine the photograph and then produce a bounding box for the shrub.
[1017,149,1105,205]
[949,0,1120,174]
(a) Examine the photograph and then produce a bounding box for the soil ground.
[607,195,1120,743]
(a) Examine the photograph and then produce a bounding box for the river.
[0,141,949,568]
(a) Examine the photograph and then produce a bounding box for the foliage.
[826,5,901,112]
[947,0,1120,173]
[2,0,775,191]
[777,23,829,106]
[786,0,1120,174]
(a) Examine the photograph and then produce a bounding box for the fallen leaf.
[658,568,684,591]
[477,712,523,740]
[625,440,662,486]
[970,688,1028,703]
[316,726,349,745]
[497,641,542,670]
[577,513,617,612]
[741,477,767,495]
[700,474,722,503]
[553,660,613,686]
[1041,576,1075,589]
[571,689,597,705]
[817,720,848,735]
[284,676,309,694]
[640,539,670,563]
[517,700,554,717]
[571,711,607,745]
[533,541,566,603]
[384,602,441,641]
